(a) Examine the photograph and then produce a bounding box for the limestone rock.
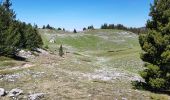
[0,88,6,96]
[8,88,23,97]
[28,93,45,100]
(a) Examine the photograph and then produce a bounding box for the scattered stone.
[0,75,4,79]
[130,76,144,82]
[49,38,55,43]
[118,32,130,35]
[28,93,45,100]
[8,88,23,97]
[32,72,45,78]
[0,88,6,96]
[122,97,128,100]
[3,74,21,82]
[37,48,49,55]
[88,94,92,97]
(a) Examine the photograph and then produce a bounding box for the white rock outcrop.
[0,88,6,96]
[28,93,45,100]
[8,88,23,97]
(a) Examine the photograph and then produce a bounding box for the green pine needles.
[139,0,170,91]
[0,0,43,57]
[59,45,64,57]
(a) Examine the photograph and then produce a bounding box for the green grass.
[0,61,16,67]
[0,67,26,75]
[0,56,17,70]
[73,52,83,56]
[59,60,96,73]
[55,35,102,50]
[55,35,139,51]
[0,56,12,61]
[93,48,140,57]
[39,29,139,51]
[39,29,142,74]
[0,29,168,100]
[150,94,169,100]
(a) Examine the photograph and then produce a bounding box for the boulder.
[49,39,55,43]
[8,88,23,97]
[36,48,49,55]
[28,93,45,100]
[18,50,35,59]
[122,97,128,100]
[49,36,56,43]
[0,88,6,96]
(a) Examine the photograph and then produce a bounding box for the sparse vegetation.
[0,0,170,99]
[0,28,169,99]
[43,45,49,49]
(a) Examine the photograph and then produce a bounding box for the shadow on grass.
[0,55,26,61]
[132,81,170,96]
[11,55,26,61]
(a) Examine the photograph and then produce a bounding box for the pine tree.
[23,23,43,50]
[59,45,64,57]
[46,24,51,29]
[73,29,77,33]
[46,24,54,30]
[2,0,11,11]
[3,0,15,19]
[83,27,86,31]
[115,24,127,30]
[101,23,108,29]
[58,28,62,30]
[108,24,114,29]
[42,25,46,29]
[88,25,94,30]
[0,1,19,57]
[34,24,38,29]
[0,0,43,57]
[139,0,170,91]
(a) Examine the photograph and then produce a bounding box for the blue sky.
[11,0,153,30]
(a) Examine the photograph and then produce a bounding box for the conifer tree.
[59,45,64,57]
[83,27,86,31]
[73,29,77,33]
[0,2,19,57]
[42,25,46,29]
[101,23,108,29]
[46,24,51,29]
[0,0,43,57]
[139,0,170,90]
[108,24,114,29]
[88,25,94,30]
[2,0,11,11]
[58,28,62,30]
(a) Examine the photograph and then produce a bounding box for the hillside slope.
[0,29,169,100]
